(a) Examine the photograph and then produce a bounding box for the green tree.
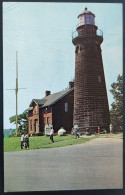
[110,74,123,131]
[9,111,28,134]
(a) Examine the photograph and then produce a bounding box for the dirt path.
[81,133,123,146]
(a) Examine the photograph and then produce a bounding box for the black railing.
[72,31,78,39]
[72,29,103,39]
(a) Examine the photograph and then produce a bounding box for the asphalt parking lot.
[4,134,123,192]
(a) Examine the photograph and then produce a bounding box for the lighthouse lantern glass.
[79,13,95,26]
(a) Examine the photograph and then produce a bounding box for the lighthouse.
[72,8,110,133]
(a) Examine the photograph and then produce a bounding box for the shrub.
[36,132,43,136]
[31,132,43,136]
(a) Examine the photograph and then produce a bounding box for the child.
[50,127,54,143]
[20,133,24,149]
[24,132,29,148]
[74,124,79,138]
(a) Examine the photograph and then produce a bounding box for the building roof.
[42,88,74,107]
[78,7,95,18]
[33,99,46,105]
[29,99,46,107]
[24,107,33,112]
[29,87,74,108]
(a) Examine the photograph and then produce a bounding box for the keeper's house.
[28,82,74,135]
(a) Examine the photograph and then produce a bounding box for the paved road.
[4,136,123,192]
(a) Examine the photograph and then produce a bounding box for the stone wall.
[73,25,110,133]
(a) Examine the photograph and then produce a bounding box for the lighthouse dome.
[78,7,95,26]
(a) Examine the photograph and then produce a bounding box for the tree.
[9,111,28,134]
[110,74,123,131]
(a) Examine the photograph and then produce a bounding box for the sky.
[3,2,123,129]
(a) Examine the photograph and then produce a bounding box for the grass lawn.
[4,135,92,152]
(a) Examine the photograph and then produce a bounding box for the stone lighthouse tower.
[72,8,110,133]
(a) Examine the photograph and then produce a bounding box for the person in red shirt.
[98,126,100,134]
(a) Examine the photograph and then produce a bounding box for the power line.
[104,33,121,36]
[3,3,20,11]
[3,3,23,13]
[3,24,73,33]
[3,23,121,36]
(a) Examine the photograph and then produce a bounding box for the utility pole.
[6,51,26,136]
[16,51,18,136]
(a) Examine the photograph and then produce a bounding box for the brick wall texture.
[72,25,110,132]
[52,90,74,133]
[28,103,39,134]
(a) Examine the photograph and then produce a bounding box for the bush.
[31,132,43,136]
[36,132,43,136]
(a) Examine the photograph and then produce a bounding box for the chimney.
[45,91,51,97]
[69,81,74,89]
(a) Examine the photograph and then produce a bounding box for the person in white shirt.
[74,124,79,139]
[20,133,24,149]
[50,127,54,143]
[109,123,114,133]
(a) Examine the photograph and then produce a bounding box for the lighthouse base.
[78,126,110,135]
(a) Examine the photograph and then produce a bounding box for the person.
[20,132,24,149]
[74,124,79,138]
[109,123,113,133]
[102,129,107,134]
[50,127,54,143]
[98,126,100,134]
[94,131,97,135]
[24,131,29,148]
[27,133,30,148]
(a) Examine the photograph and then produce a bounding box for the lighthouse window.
[98,76,101,83]
[84,14,94,25]
[75,46,78,53]
[75,46,81,54]
[79,16,85,25]
[65,103,68,112]
[85,14,90,24]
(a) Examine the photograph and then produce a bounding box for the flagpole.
[16,51,18,136]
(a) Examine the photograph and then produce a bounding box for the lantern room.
[78,7,95,26]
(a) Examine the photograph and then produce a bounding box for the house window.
[30,120,32,130]
[35,105,37,114]
[98,76,101,83]
[34,119,38,132]
[47,117,50,125]
[65,103,68,112]
[43,117,46,127]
